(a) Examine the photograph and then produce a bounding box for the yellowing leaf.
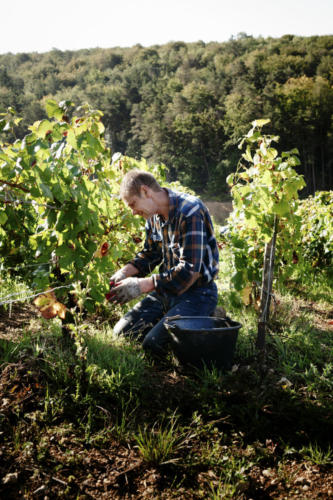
[33,291,56,308]
[33,291,66,320]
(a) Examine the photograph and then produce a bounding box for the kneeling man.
[107,169,219,360]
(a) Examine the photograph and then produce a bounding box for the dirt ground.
[1,301,333,499]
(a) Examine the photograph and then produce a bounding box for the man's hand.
[106,265,139,301]
[109,269,127,288]
[105,270,126,301]
[109,277,142,305]
[106,277,154,305]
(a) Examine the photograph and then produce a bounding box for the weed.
[304,362,333,392]
[42,385,67,424]
[134,413,188,466]
[12,424,23,454]
[110,397,139,442]
[208,481,238,500]
[0,332,36,364]
[300,442,333,466]
[277,460,301,487]
[206,454,250,499]
[36,435,50,463]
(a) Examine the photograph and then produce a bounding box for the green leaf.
[0,211,8,225]
[55,244,72,258]
[84,299,95,312]
[67,129,78,149]
[55,208,77,231]
[242,145,253,162]
[266,148,278,161]
[45,99,63,120]
[288,156,301,167]
[89,287,105,302]
[110,246,122,260]
[231,270,245,291]
[246,216,260,229]
[247,131,261,143]
[59,100,74,111]
[261,170,273,186]
[40,183,54,200]
[226,173,234,186]
[51,125,64,142]
[273,199,289,216]
[34,120,53,138]
[30,185,42,197]
[52,183,66,203]
[47,210,57,226]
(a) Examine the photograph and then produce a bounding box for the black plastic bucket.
[164,316,241,370]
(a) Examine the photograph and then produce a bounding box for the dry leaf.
[33,290,66,320]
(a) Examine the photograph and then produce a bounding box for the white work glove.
[108,277,142,305]
[105,269,127,301]
[110,269,127,285]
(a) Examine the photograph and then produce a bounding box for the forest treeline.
[0,33,333,196]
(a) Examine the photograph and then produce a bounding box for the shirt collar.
[157,188,177,226]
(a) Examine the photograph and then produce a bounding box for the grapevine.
[0,100,166,315]
[224,119,306,294]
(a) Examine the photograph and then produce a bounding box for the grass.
[1,263,333,498]
[0,270,31,308]
[134,413,188,466]
[300,442,333,466]
[85,327,146,397]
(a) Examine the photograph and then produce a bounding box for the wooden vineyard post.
[257,215,278,352]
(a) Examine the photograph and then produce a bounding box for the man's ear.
[140,185,150,198]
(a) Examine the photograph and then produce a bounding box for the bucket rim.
[164,315,242,332]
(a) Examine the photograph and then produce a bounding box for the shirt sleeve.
[128,221,163,277]
[152,212,206,295]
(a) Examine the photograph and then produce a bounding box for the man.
[108,169,219,359]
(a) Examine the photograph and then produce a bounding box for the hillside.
[1,34,333,196]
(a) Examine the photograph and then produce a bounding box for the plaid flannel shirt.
[129,188,219,295]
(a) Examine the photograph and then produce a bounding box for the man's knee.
[142,325,170,357]
[114,315,156,341]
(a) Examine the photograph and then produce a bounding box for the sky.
[1,0,332,54]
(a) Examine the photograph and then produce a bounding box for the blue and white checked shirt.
[129,188,219,295]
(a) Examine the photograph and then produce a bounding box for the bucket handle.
[165,315,182,322]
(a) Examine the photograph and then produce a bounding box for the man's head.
[120,169,161,199]
[120,169,163,219]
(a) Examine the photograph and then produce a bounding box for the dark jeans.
[113,281,218,357]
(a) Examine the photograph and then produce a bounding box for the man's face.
[124,187,156,220]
